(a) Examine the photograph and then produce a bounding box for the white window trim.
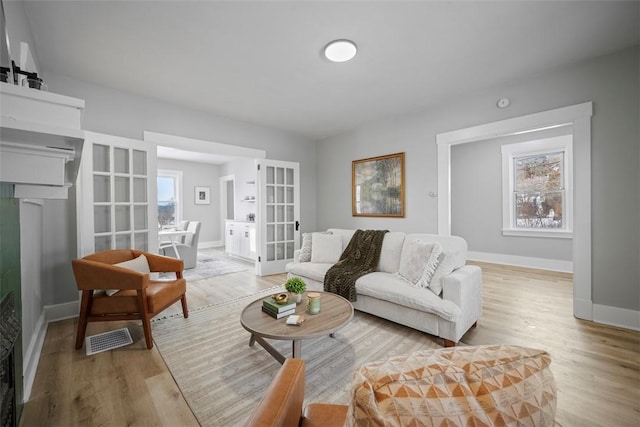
[501,135,573,238]
[158,169,183,225]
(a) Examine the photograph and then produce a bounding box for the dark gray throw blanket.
[324,229,388,302]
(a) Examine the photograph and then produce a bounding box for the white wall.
[317,46,639,312]
[157,158,222,245]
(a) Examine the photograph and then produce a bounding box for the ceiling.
[18,1,640,141]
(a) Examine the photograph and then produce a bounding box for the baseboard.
[467,251,573,273]
[199,240,223,249]
[593,304,640,331]
[22,301,79,402]
[22,312,46,402]
[44,300,79,322]
[573,298,593,321]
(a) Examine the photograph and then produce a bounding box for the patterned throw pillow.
[345,345,557,427]
[397,240,442,288]
[299,233,313,262]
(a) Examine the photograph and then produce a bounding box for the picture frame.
[352,152,405,217]
[195,186,210,205]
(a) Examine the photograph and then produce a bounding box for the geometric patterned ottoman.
[345,345,557,427]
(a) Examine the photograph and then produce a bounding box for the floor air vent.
[85,328,133,355]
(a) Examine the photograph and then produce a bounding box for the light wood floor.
[20,253,640,427]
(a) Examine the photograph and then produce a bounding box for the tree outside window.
[502,135,573,238]
[514,152,564,229]
[157,170,182,227]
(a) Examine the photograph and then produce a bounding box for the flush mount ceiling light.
[324,39,357,62]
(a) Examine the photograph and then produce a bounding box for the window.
[157,169,182,227]
[502,135,573,238]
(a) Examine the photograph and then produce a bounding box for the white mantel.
[0,82,85,199]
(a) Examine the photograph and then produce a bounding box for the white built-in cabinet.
[225,220,256,260]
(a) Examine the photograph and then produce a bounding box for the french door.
[256,159,300,276]
[77,131,157,257]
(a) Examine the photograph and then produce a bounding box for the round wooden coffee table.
[240,291,354,363]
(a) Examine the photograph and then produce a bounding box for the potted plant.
[285,277,307,303]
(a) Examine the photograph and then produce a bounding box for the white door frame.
[436,102,593,321]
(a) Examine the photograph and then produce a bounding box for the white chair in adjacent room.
[160,221,201,269]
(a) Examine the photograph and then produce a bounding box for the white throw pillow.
[397,240,442,288]
[310,232,343,264]
[428,251,458,296]
[107,254,151,296]
[299,233,313,262]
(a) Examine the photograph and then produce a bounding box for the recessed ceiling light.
[324,39,357,63]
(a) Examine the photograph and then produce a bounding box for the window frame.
[157,169,183,227]
[501,135,573,239]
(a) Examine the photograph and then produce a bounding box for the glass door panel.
[78,132,157,257]
[257,160,300,275]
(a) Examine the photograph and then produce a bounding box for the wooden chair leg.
[142,316,153,349]
[138,289,153,349]
[443,339,456,348]
[181,294,189,318]
[75,291,92,350]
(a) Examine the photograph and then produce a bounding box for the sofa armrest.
[245,358,305,427]
[442,265,481,306]
[293,249,301,263]
[440,265,483,341]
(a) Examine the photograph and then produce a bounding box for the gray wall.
[451,126,573,261]
[317,46,639,312]
[157,158,221,245]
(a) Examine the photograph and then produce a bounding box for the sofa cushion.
[397,240,442,288]
[345,345,556,427]
[376,232,405,273]
[326,228,357,251]
[286,262,335,283]
[355,272,461,321]
[311,232,342,263]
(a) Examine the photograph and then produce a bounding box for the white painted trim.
[436,102,592,146]
[22,312,46,402]
[436,102,593,321]
[468,251,573,273]
[593,304,640,331]
[501,134,573,235]
[144,131,266,159]
[44,301,79,322]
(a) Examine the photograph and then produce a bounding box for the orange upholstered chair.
[71,249,188,350]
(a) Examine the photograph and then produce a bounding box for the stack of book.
[262,298,296,319]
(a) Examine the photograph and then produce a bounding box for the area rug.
[162,253,247,281]
[152,292,442,426]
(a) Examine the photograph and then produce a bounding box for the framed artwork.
[195,186,210,205]
[352,152,405,217]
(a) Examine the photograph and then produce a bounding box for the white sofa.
[285,229,482,346]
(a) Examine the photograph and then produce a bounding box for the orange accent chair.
[71,249,188,350]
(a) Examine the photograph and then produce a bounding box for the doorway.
[436,102,593,321]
